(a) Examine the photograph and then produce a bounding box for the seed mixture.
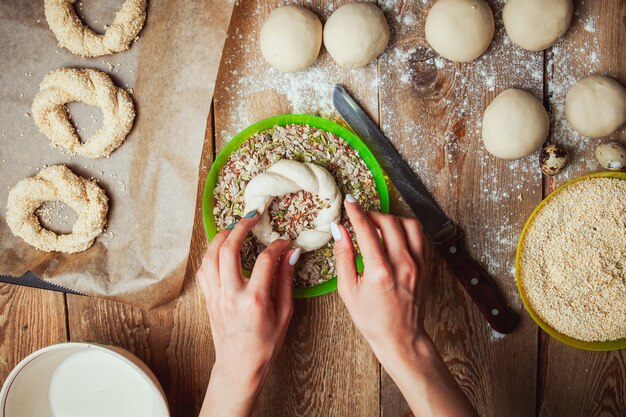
[268,191,326,240]
[213,124,381,287]
[520,178,626,342]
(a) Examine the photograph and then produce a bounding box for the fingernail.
[226,222,236,230]
[329,221,342,241]
[278,235,290,240]
[289,247,302,266]
[345,194,357,203]
[244,210,257,219]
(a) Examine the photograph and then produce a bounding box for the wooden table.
[1,1,625,416]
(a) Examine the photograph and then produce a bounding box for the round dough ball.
[425,0,494,63]
[482,89,549,160]
[260,5,322,72]
[323,3,390,69]
[503,0,573,52]
[565,75,626,138]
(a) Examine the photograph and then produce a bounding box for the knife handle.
[435,230,519,334]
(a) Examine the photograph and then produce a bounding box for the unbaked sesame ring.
[6,165,108,254]
[243,159,342,252]
[44,0,147,57]
[32,67,135,159]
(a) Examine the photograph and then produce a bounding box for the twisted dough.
[6,165,108,254]
[32,68,135,159]
[244,160,342,252]
[44,0,147,57]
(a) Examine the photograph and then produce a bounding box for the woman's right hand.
[330,194,431,362]
[331,195,478,417]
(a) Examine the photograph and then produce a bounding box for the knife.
[0,272,84,295]
[333,85,519,334]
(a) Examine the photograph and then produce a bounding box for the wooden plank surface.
[212,1,380,416]
[378,1,541,416]
[539,1,626,416]
[0,286,67,382]
[64,110,215,417]
[1,1,625,417]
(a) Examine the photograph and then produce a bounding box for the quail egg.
[595,142,626,171]
[540,143,569,175]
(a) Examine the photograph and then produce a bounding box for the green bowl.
[202,114,390,298]
[516,171,626,351]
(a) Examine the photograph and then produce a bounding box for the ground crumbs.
[520,178,626,342]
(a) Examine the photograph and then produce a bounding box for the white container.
[0,342,170,417]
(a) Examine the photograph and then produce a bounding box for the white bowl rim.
[0,342,170,417]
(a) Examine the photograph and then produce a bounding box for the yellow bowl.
[516,171,626,351]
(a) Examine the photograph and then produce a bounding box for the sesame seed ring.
[244,160,342,252]
[44,0,147,57]
[6,165,108,254]
[32,68,135,159]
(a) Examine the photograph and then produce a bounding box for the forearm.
[376,335,479,417]
[199,361,267,417]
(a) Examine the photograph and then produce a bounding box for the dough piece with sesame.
[32,68,135,159]
[6,165,108,254]
[44,0,147,57]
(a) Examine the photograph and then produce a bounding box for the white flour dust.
[217,0,605,318]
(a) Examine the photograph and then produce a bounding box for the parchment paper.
[0,0,234,308]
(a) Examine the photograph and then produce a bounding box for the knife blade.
[333,85,519,334]
[0,272,84,295]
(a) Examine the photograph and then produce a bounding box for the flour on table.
[547,5,603,179]
[583,16,596,33]
[490,329,506,342]
[219,0,603,288]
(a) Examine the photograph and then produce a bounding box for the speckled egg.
[595,142,626,171]
[540,143,569,175]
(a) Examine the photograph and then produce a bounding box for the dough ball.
[425,0,494,63]
[482,89,549,160]
[503,0,573,51]
[323,3,390,69]
[260,5,322,72]
[565,75,626,138]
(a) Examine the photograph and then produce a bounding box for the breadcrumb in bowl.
[516,171,626,351]
[202,115,389,298]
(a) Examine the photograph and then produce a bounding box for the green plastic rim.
[516,171,626,351]
[202,114,390,298]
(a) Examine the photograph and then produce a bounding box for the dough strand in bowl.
[32,68,136,159]
[244,160,342,252]
[44,0,147,57]
[6,165,109,254]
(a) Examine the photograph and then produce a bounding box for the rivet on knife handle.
[435,229,519,334]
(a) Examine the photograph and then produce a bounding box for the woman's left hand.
[197,212,299,417]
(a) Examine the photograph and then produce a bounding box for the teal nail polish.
[244,210,257,219]
[226,222,236,230]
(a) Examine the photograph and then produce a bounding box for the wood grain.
[378,1,541,416]
[213,1,380,416]
[539,1,626,416]
[0,285,67,384]
[64,108,215,417]
[2,1,624,416]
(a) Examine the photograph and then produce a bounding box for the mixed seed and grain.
[213,124,380,287]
